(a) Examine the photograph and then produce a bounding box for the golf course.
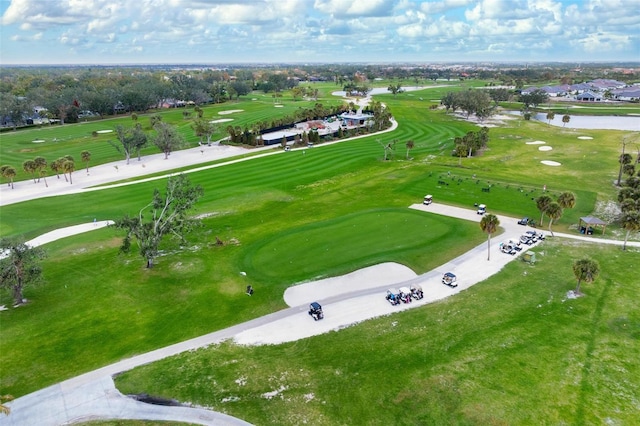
[1,80,639,425]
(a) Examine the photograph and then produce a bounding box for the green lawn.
[1,82,638,423]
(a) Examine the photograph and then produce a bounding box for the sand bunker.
[578,136,593,140]
[526,141,546,145]
[274,105,284,108]
[209,118,233,124]
[96,130,113,134]
[538,146,553,151]
[541,160,561,166]
[218,110,243,115]
[32,139,45,143]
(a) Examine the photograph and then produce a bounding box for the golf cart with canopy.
[308,302,324,321]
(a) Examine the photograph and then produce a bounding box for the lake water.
[507,111,640,131]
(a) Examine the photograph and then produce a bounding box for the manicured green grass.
[115,241,640,425]
[0,82,637,410]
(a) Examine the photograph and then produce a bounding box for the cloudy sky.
[1,0,638,65]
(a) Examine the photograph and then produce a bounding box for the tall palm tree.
[572,258,600,294]
[81,150,91,174]
[33,156,47,183]
[50,158,62,179]
[61,157,75,184]
[557,191,576,209]
[562,114,570,127]
[405,140,414,159]
[1,166,16,189]
[546,111,555,124]
[22,159,37,183]
[545,202,563,236]
[536,195,552,226]
[480,214,500,261]
[621,211,640,251]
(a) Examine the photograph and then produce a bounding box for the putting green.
[242,208,455,282]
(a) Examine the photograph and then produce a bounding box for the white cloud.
[314,0,398,18]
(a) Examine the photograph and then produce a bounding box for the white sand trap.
[251,98,257,101]
[538,146,553,151]
[209,118,233,124]
[541,160,561,166]
[274,105,284,108]
[526,140,546,145]
[218,109,243,115]
[578,136,593,140]
[96,130,113,134]
[284,262,417,307]
[32,139,45,143]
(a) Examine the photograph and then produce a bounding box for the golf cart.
[526,230,545,241]
[386,288,402,306]
[442,272,458,288]
[508,239,523,251]
[399,286,413,303]
[477,204,486,215]
[410,284,424,300]
[517,217,530,225]
[500,242,517,255]
[308,302,324,321]
[423,194,433,205]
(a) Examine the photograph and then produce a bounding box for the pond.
[506,111,640,131]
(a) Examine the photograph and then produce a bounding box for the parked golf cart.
[477,204,486,215]
[399,286,412,303]
[410,284,424,300]
[308,302,324,321]
[517,217,530,225]
[423,194,433,205]
[386,288,402,306]
[520,234,534,245]
[442,272,458,287]
[508,239,523,251]
[500,242,517,255]
[526,230,545,241]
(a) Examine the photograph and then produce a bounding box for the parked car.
[517,217,529,225]
[477,204,486,215]
[423,194,433,205]
[308,302,324,321]
[442,272,458,287]
[386,288,402,306]
[526,230,545,241]
[410,284,424,300]
[399,286,412,303]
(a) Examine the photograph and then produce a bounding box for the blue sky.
[1,0,638,65]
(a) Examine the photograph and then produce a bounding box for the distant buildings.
[522,79,639,102]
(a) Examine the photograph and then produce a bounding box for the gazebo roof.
[580,216,607,225]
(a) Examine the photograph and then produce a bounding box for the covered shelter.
[578,216,607,235]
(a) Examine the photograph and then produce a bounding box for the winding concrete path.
[2,203,637,425]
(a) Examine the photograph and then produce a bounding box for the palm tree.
[61,157,75,184]
[621,211,640,251]
[479,214,500,261]
[557,191,576,209]
[545,202,563,236]
[572,258,600,294]
[33,156,47,183]
[22,159,37,183]
[562,114,570,127]
[536,195,552,226]
[405,140,414,159]
[546,111,555,124]
[81,150,91,174]
[1,166,16,189]
[0,394,14,415]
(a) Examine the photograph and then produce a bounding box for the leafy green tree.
[0,237,46,306]
[110,124,148,164]
[545,202,563,236]
[621,211,640,251]
[153,122,185,159]
[480,214,500,261]
[191,118,217,145]
[488,88,510,106]
[572,258,600,294]
[113,174,203,268]
[519,89,548,109]
[81,150,91,174]
[557,191,576,209]
[536,195,553,226]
